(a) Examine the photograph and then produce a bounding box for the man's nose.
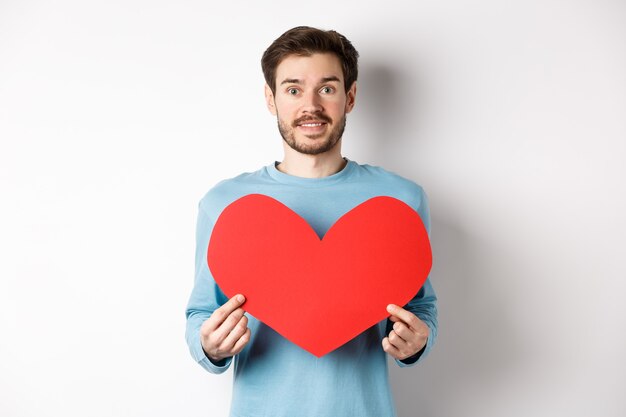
[301,90,323,113]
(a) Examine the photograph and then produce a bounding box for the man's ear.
[345,81,357,114]
[264,84,277,116]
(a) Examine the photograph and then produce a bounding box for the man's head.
[261,26,359,96]
[261,27,359,156]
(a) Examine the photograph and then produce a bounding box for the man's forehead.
[275,53,344,83]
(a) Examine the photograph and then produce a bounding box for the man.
[185,26,438,417]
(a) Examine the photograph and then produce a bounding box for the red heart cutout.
[207,194,432,357]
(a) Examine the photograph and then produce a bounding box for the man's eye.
[288,88,299,95]
[320,86,334,94]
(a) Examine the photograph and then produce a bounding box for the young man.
[185,26,438,417]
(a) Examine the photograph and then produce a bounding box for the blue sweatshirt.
[185,159,438,417]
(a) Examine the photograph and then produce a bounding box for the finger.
[392,321,414,341]
[386,304,419,330]
[382,337,402,359]
[220,315,248,351]
[211,308,246,343]
[388,330,409,349]
[231,328,251,355]
[207,294,246,330]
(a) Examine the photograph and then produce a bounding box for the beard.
[277,112,347,155]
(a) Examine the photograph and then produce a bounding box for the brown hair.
[261,26,359,94]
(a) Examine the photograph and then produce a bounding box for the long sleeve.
[390,186,438,367]
[185,201,233,373]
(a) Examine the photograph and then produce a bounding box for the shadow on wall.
[355,61,426,167]
[359,62,523,416]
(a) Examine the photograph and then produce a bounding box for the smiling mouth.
[296,122,327,135]
[294,113,332,128]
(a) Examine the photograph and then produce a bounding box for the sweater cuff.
[191,331,232,374]
[395,324,434,368]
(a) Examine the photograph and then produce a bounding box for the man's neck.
[277,143,346,178]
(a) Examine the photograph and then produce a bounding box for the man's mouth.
[294,113,332,127]
[291,114,332,136]
[296,121,327,135]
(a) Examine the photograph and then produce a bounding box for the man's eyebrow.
[279,76,342,86]
[280,78,302,85]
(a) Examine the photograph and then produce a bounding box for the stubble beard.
[277,113,347,156]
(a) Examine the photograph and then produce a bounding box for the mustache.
[292,113,332,127]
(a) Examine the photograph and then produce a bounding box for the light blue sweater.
[185,159,438,417]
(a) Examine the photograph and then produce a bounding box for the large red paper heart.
[207,194,432,357]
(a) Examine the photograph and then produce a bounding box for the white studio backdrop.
[1,0,624,416]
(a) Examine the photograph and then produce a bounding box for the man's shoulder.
[198,165,271,215]
[354,162,426,197]
[349,162,428,215]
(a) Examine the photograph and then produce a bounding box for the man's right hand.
[200,294,251,362]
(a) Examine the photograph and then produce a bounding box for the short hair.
[261,26,359,94]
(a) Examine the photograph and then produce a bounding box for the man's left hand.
[382,304,429,361]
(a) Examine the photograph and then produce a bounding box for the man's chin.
[289,138,339,155]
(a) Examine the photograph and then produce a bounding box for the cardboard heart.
[207,194,432,357]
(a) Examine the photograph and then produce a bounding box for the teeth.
[301,123,323,127]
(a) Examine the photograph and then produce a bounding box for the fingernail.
[387,304,395,312]
[237,294,245,302]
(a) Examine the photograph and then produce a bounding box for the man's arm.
[383,185,438,366]
[185,202,250,373]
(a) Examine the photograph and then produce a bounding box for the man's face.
[265,53,356,155]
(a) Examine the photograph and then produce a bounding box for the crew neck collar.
[266,158,356,187]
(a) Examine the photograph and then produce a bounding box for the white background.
[1,1,625,416]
